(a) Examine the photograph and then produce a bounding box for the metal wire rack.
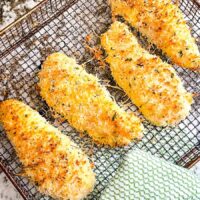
[0,0,200,199]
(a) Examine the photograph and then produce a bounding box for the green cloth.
[100,149,200,200]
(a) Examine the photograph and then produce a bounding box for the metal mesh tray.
[0,0,200,199]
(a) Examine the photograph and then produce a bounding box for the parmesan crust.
[110,0,200,70]
[101,21,193,126]
[0,99,95,200]
[38,53,143,147]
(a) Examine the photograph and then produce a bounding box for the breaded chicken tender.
[38,53,143,147]
[101,21,193,126]
[0,99,95,200]
[110,0,200,70]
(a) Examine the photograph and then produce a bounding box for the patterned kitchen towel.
[100,149,200,200]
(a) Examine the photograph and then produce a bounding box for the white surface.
[0,162,199,200]
[0,172,23,200]
[0,0,42,30]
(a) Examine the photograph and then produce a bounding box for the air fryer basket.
[0,0,200,199]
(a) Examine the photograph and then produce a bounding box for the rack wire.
[0,0,200,199]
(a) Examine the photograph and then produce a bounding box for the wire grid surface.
[0,0,200,199]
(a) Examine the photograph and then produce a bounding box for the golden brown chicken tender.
[0,99,95,200]
[101,21,193,126]
[110,0,200,70]
[38,52,143,147]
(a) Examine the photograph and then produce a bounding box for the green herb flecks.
[125,58,133,62]
[112,112,117,121]
[178,50,183,57]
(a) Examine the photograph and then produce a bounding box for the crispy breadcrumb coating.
[38,52,143,147]
[101,21,193,126]
[110,0,200,70]
[0,99,95,200]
